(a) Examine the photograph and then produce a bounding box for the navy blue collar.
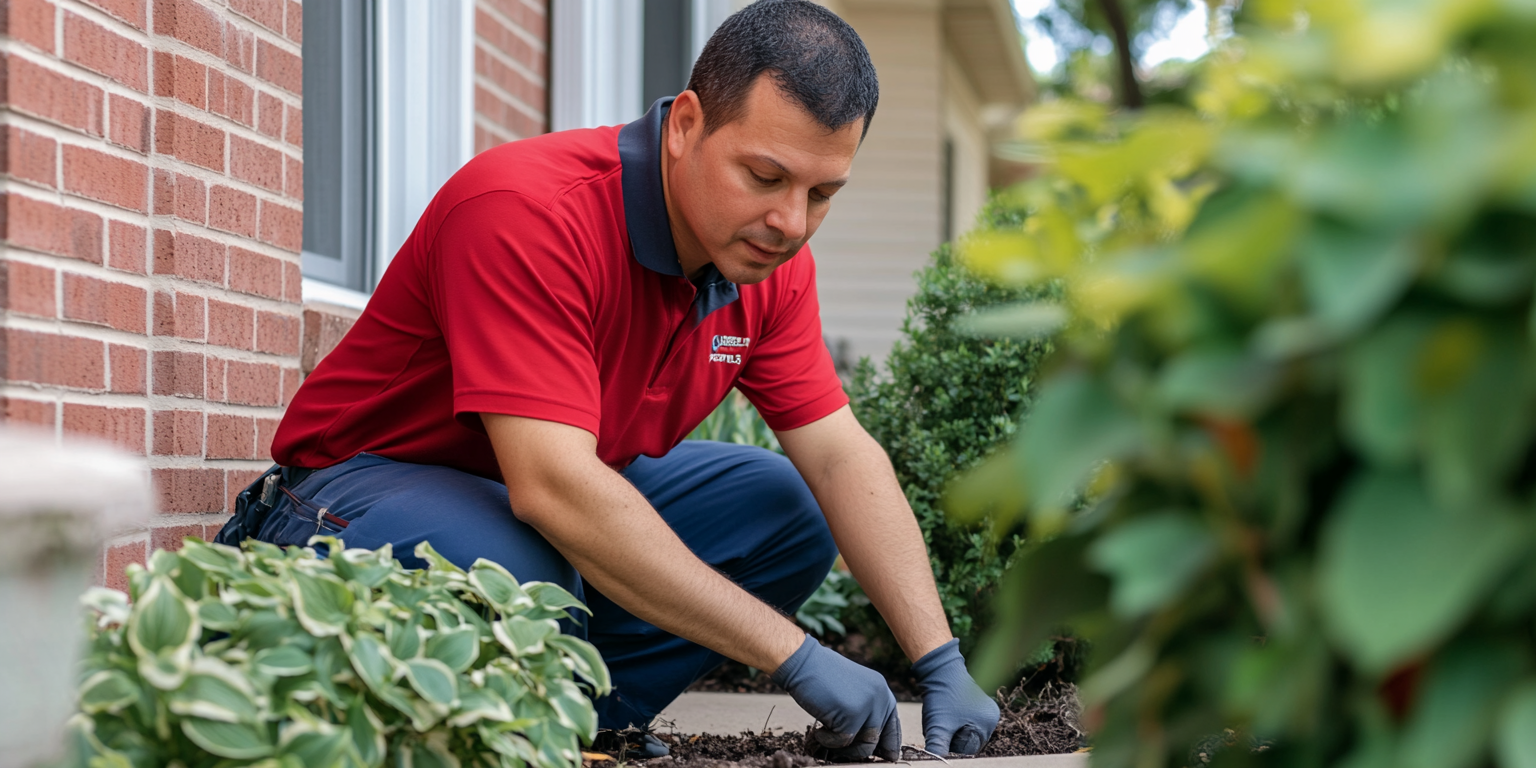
[619,97,740,323]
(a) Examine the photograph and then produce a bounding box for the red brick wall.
[474,0,547,153]
[0,0,304,591]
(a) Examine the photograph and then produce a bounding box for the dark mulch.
[588,680,1083,768]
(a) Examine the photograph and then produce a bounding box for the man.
[238,0,998,761]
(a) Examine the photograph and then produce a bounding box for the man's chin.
[717,260,777,286]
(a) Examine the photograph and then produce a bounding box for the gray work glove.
[912,638,999,755]
[771,634,901,762]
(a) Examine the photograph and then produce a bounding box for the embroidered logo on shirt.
[710,335,750,365]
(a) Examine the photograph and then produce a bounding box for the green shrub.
[69,537,610,768]
[954,1,1536,765]
[845,213,1056,665]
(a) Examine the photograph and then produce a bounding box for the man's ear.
[667,90,704,159]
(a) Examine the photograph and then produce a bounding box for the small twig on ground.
[762,706,776,734]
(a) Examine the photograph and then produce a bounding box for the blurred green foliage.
[69,538,608,768]
[844,208,1057,666]
[952,0,1536,765]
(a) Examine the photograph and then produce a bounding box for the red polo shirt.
[272,98,848,479]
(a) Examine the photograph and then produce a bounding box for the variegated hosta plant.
[69,537,610,768]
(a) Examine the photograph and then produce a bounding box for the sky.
[1011,0,1213,74]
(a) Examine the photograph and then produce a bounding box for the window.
[551,0,745,132]
[301,0,475,306]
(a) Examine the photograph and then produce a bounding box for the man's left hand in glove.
[912,638,999,756]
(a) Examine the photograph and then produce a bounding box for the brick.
[225,468,264,512]
[152,290,204,340]
[205,354,225,402]
[4,261,56,317]
[226,359,280,406]
[206,413,255,459]
[281,365,300,406]
[230,0,283,34]
[229,247,283,300]
[255,38,301,96]
[82,0,147,30]
[257,416,280,460]
[62,145,149,212]
[108,221,147,274]
[152,409,202,455]
[8,0,55,52]
[152,349,203,398]
[282,259,300,302]
[163,171,207,224]
[108,343,147,394]
[208,184,256,237]
[286,1,301,43]
[152,0,223,57]
[257,200,302,252]
[3,194,103,262]
[153,467,223,513]
[6,329,105,389]
[63,11,149,92]
[3,396,55,427]
[300,305,357,373]
[284,103,301,148]
[257,310,300,355]
[62,273,147,333]
[102,539,146,592]
[285,155,302,200]
[230,135,280,191]
[7,55,105,136]
[151,524,204,552]
[256,90,282,138]
[207,298,254,350]
[3,125,58,187]
[224,22,253,74]
[153,229,225,285]
[62,403,145,454]
[476,9,546,77]
[217,74,255,127]
[167,54,206,110]
[154,111,225,172]
[108,94,150,153]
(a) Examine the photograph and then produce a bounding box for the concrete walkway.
[655,693,1088,768]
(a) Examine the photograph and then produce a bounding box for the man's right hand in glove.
[771,634,902,763]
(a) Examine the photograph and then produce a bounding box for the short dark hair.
[686,0,879,139]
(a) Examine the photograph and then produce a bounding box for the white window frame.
[301,0,477,311]
[550,0,644,131]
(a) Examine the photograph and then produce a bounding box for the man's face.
[664,77,863,285]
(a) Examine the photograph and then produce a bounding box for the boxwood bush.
[69,537,609,768]
[954,0,1536,765]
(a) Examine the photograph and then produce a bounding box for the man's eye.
[750,172,777,186]
[810,190,831,203]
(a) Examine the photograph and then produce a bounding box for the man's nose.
[765,193,808,244]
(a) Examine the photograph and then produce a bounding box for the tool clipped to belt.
[214,464,338,545]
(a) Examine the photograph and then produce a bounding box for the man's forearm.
[484,415,805,673]
[782,412,952,663]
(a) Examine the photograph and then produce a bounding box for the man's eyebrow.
[747,153,848,188]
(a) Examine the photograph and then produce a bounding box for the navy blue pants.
[253,441,837,730]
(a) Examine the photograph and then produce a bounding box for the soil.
[586,680,1083,768]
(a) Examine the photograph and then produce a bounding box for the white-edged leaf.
[448,687,515,727]
[80,587,131,627]
[425,626,480,673]
[289,569,355,637]
[404,658,460,708]
[525,582,591,617]
[180,717,274,760]
[548,635,611,696]
[254,644,314,678]
[492,616,557,657]
[78,670,138,714]
[469,560,533,613]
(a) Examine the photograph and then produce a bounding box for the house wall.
[808,2,946,368]
[0,0,306,590]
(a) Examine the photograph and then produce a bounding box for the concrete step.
[654,693,1088,768]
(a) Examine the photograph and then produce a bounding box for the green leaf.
[1496,682,1536,768]
[1301,224,1417,335]
[198,600,241,632]
[548,635,612,696]
[416,541,467,576]
[290,570,355,637]
[525,582,591,618]
[1318,471,1526,673]
[80,587,131,627]
[448,687,515,728]
[180,717,274,760]
[468,560,533,613]
[954,301,1067,340]
[1400,640,1526,768]
[971,534,1109,688]
[493,616,558,657]
[410,733,463,768]
[179,539,246,576]
[78,670,139,715]
[126,577,199,690]
[278,721,352,767]
[1087,512,1217,619]
[347,632,398,693]
[1156,348,1278,418]
[1019,372,1141,511]
[388,614,423,660]
[404,658,459,708]
[424,625,480,673]
[346,697,386,766]
[254,645,314,678]
[1342,312,1434,464]
[169,658,262,724]
[548,677,597,741]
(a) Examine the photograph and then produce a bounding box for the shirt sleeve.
[735,248,850,431]
[430,191,602,437]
